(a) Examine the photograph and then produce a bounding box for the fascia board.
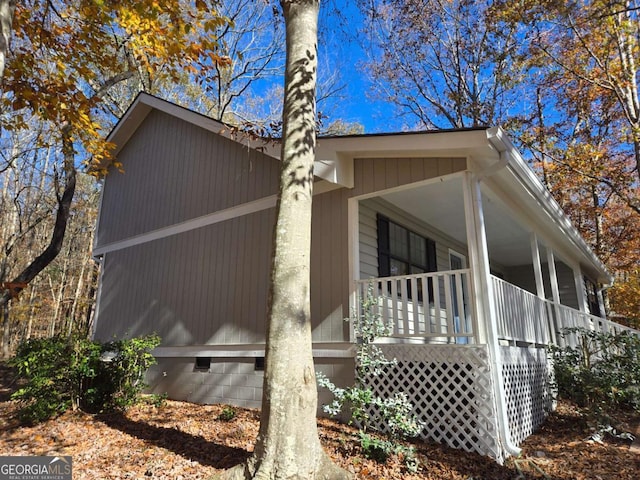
[487,127,612,285]
[316,128,493,161]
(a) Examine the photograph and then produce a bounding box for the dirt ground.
[1,362,638,479]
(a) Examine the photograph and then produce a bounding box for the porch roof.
[309,127,612,285]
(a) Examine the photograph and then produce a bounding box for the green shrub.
[317,283,423,470]
[358,432,394,463]
[357,432,419,472]
[218,406,237,422]
[550,328,640,414]
[86,335,161,412]
[9,334,160,424]
[144,393,168,408]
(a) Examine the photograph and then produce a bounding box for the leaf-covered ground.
[1,364,638,479]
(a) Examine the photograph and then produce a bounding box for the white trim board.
[94,195,278,256]
[153,343,356,359]
[94,180,343,258]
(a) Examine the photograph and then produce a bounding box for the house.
[92,93,636,462]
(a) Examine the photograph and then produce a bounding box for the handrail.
[491,275,640,347]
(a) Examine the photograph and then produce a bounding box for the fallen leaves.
[0,365,638,479]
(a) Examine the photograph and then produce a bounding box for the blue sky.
[316,1,399,133]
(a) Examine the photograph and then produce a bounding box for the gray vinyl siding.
[351,157,467,196]
[358,197,468,279]
[96,109,280,247]
[310,188,350,342]
[358,204,379,279]
[95,111,469,347]
[96,188,353,346]
[94,208,276,344]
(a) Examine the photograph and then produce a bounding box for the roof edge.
[487,127,612,285]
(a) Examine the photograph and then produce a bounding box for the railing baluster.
[400,277,410,335]
[380,279,391,333]
[410,276,420,334]
[443,274,455,340]
[432,274,441,335]
[390,279,399,334]
[453,272,466,338]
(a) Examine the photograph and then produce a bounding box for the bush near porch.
[551,327,640,415]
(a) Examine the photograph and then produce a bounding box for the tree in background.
[500,0,640,326]
[0,0,15,83]
[0,0,230,355]
[361,0,527,129]
[151,0,286,125]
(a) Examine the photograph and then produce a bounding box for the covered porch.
[348,145,636,461]
[351,165,626,349]
[355,271,634,348]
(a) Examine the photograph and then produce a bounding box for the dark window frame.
[584,277,601,317]
[377,214,437,301]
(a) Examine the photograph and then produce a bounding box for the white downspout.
[468,147,522,459]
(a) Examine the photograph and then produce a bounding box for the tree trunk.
[69,267,85,336]
[216,1,351,479]
[0,0,15,86]
[26,283,37,340]
[83,262,100,337]
[1,298,9,357]
[0,123,77,338]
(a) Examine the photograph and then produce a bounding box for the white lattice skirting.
[500,346,553,447]
[364,344,504,461]
[363,344,555,463]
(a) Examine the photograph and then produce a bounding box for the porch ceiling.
[380,177,532,267]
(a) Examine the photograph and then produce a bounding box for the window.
[584,278,601,317]
[377,214,437,300]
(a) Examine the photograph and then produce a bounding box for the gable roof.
[102,92,612,285]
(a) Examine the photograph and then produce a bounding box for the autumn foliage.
[363,0,640,322]
[513,0,640,324]
[2,0,230,171]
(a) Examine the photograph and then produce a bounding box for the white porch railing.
[355,270,476,343]
[356,272,640,348]
[492,276,552,345]
[492,276,640,347]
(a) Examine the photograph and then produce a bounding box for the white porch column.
[462,173,488,345]
[573,268,589,314]
[462,171,521,457]
[347,197,359,344]
[546,249,561,305]
[546,249,563,346]
[530,233,545,299]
